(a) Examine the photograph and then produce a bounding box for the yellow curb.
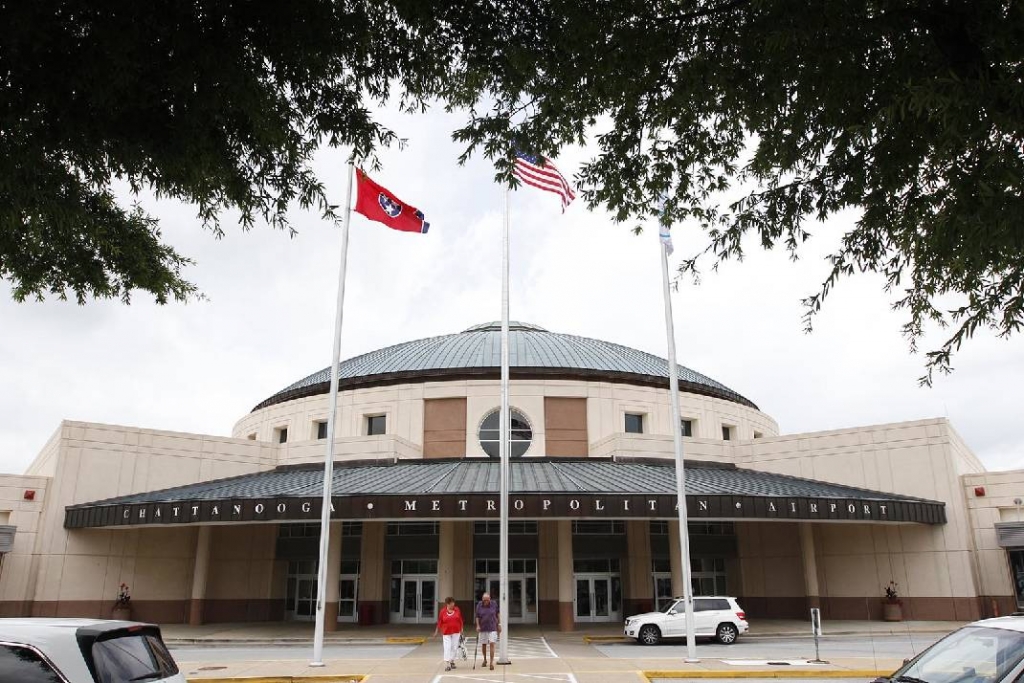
[385,636,426,644]
[186,676,365,683]
[642,670,891,679]
[583,635,630,642]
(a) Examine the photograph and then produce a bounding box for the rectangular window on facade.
[316,421,328,440]
[753,431,763,439]
[474,521,538,535]
[681,419,694,437]
[247,433,257,440]
[386,522,439,536]
[572,520,625,535]
[573,558,620,573]
[275,426,289,444]
[366,414,386,436]
[341,521,363,536]
[721,425,733,440]
[650,520,669,535]
[279,523,321,539]
[624,413,644,434]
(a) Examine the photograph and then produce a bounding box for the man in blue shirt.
[474,592,501,670]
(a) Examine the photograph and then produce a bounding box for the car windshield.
[91,633,179,683]
[898,625,1024,683]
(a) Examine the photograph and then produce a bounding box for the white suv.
[625,596,749,645]
[0,618,187,682]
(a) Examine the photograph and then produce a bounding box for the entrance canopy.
[64,457,946,529]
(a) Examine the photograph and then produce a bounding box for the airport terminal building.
[1,321,1022,629]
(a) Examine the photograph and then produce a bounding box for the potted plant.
[882,581,902,622]
[111,583,131,621]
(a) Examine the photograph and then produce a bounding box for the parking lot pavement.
[172,643,417,662]
[431,673,578,683]
[647,680,869,683]
[594,633,940,661]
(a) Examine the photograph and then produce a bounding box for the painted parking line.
[431,673,577,683]
[464,636,558,659]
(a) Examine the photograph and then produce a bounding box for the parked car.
[874,616,1024,683]
[0,618,186,683]
[624,595,748,645]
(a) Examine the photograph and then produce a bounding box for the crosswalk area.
[434,673,576,683]
[459,636,557,660]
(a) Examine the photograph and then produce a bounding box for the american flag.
[513,152,576,211]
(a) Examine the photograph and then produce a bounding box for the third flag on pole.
[658,195,674,255]
[354,169,430,234]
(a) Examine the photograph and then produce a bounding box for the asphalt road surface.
[594,633,942,660]
[170,644,418,662]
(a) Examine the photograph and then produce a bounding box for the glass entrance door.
[286,574,317,621]
[1010,550,1024,610]
[338,575,359,622]
[474,576,536,623]
[473,559,538,624]
[574,574,621,622]
[391,576,437,624]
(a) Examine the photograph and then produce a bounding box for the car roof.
[671,596,737,600]
[972,616,1024,633]
[0,618,151,681]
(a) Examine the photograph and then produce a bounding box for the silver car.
[875,616,1024,683]
[0,618,186,683]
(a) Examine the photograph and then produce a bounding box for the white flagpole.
[498,187,511,665]
[310,161,355,667]
[660,233,699,663]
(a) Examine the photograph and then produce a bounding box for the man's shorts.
[478,631,498,643]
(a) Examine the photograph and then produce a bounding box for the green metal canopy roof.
[64,458,946,528]
[254,322,757,411]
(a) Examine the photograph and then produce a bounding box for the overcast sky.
[2,105,1022,475]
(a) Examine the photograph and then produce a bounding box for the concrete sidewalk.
[163,619,965,646]
[169,620,952,682]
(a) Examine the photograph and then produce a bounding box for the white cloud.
[1,106,1022,476]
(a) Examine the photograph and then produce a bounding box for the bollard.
[810,607,825,663]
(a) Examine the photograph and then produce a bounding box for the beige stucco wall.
[739,419,980,602]
[963,468,1024,601]
[232,378,780,457]
[24,421,276,611]
[206,525,279,601]
[0,364,1006,623]
[0,473,48,611]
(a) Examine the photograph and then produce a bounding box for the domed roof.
[253,322,757,411]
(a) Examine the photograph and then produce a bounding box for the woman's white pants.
[442,633,459,661]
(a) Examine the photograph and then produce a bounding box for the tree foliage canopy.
[2,0,1022,380]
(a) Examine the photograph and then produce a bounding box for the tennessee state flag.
[354,169,430,234]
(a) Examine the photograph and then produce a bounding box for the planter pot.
[882,602,903,622]
[111,606,131,621]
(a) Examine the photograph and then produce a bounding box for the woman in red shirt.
[433,596,464,671]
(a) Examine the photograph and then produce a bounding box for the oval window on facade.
[479,408,532,457]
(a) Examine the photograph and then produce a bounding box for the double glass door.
[285,561,360,622]
[1011,550,1024,610]
[286,574,317,620]
[475,576,537,623]
[574,574,621,622]
[391,576,436,624]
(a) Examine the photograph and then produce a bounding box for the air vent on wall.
[0,526,16,554]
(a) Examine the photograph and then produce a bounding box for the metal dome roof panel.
[257,323,756,410]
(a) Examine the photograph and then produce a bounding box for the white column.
[799,523,820,608]
[557,520,574,631]
[324,521,343,631]
[188,526,212,626]
[438,520,455,607]
[668,520,684,598]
